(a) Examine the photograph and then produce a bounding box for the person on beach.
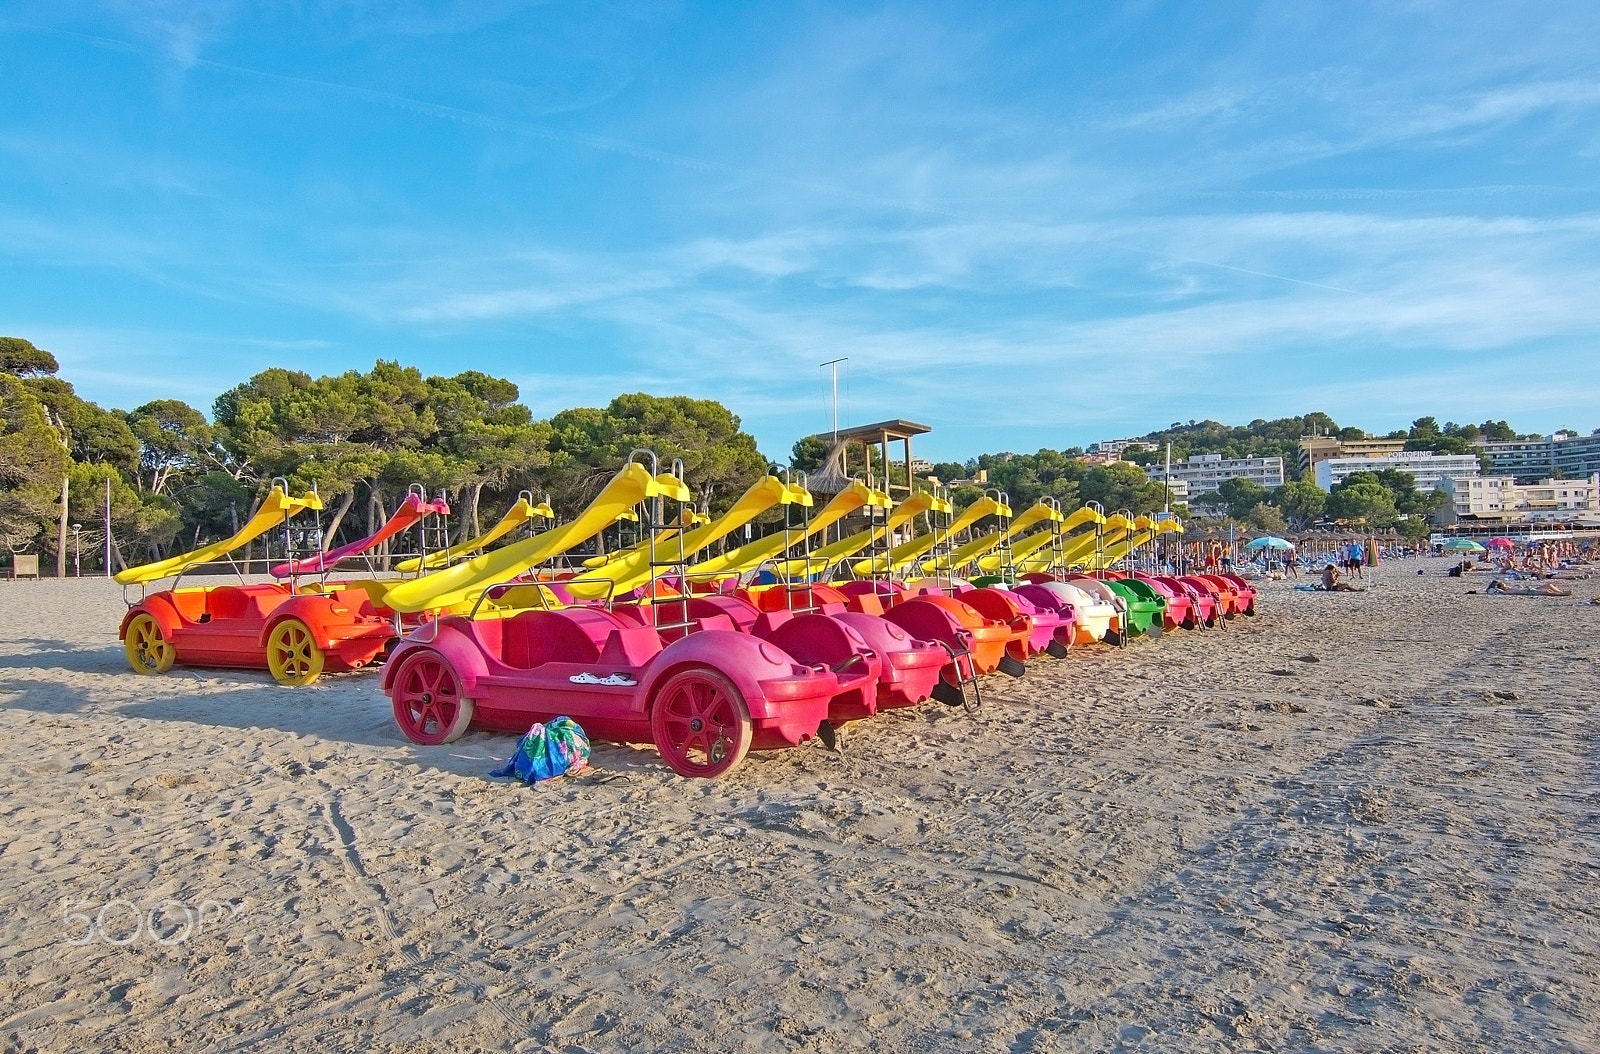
[1487,579,1571,596]
[1321,563,1363,592]
[1285,549,1299,578]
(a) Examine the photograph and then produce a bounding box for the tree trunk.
[240,494,262,575]
[369,488,390,570]
[467,481,486,539]
[368,487,380,536]
[56,475,69,578]
[323,490,357,551]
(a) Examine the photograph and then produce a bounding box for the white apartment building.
[1145,453,1285,496]
[1095,438,1149,458]
[1479,432,1600,481]
[1439,474,1600,522]
[1313,452,1481,492]
[1151,478,1190,501]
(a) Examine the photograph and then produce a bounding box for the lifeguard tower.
[805,418,932,498]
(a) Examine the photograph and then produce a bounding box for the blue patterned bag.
[490,716,591,783]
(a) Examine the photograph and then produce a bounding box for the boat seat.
[501,609,606,669]
[206,586,291,621]
[596,625,664,668]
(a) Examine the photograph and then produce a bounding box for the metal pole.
[820,357,847,442]
[104,476,112,577]
[1164,442,1172,514]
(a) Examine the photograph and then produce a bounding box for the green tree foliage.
[0,373,71,552]
[1271,479,1327,529]
[1077,462,1171,514]
[1212,478,1272,520]
[788,434,830,474]
[1326,478,1400,527]
[67,462,182,569]
[181,471,255,544]
[1245,502,1290,535]
[549,393,768,515]
[970,450,1084,510]
[212,361,570,554]
[1401,416,1516,455]
[1479,420,1517,442]
[927,461,971,482]
[424,372,552,535]
[0,336,59,377]
[1397,515,1434,540]
[23,377,140,471]
[126,399,215,495]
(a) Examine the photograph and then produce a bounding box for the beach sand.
[1,563,1597,1052]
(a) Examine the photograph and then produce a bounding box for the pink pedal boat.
[383,603,839,778]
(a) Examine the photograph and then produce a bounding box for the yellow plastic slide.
[578,509,712,570]
[686,480,888,579]
[382,464,683,614]
[852,494,1009,577]
[922,499,1068,575]
[1089,516,1183,570]
[562,474,793,600]
[767,490,938,579]
[1092,525,1151,570]
[115,486,324,586]
[972,500,1085,574]
[974,525,1058,574]
[1013,505,1108,573]
[394,496,555,573]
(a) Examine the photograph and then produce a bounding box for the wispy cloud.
[4,2,1600,456]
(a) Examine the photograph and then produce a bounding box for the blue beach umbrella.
[1245,536,1294,551]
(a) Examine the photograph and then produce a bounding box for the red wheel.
[390,650,474,745]
[649,667,752,778]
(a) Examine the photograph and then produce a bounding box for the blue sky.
[3,2,1599,462]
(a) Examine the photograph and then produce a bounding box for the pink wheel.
[650,667,752,778]
[391,650,474,745]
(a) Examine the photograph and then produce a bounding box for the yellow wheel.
[124,613,175,675]
[267,619,325,687]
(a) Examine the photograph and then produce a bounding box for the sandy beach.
[2,562,1597,1052]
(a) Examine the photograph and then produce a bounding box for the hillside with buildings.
[907,413,1600,532]
[1117,417,1600,530]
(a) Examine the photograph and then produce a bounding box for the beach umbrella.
[1245,536,1293,551]
[1365,537,1380,566]
[1486,537,1514,549]
[1441,538,1485,553]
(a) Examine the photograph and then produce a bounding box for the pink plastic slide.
[271,492,450,578]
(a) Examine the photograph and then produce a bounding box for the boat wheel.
[123,613,175,674]
[266,619,325,687]
[650,667,752,778]
[391,650,474,745]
